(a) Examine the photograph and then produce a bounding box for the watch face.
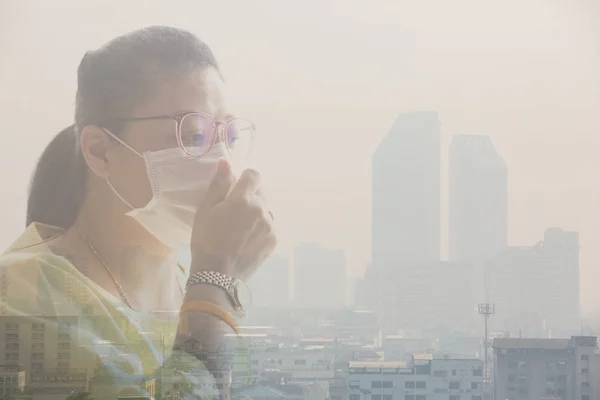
[234,280,252,310]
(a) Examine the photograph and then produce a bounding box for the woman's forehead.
[132,67,228,118]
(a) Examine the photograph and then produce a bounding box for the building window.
[294,359,306,365]
[582,368,589,374]
[31,352,44,360]
[404,396,414,400]
[581,355,589,361]
[452,369,457,376]
[31,363,43,370]
[450,396,460,400]
[31,332,44,340]
[582,396,590,400]
[472,397,482,400]
[350,395,360,400]
[405,381,415,389]
[415,365,429,375]
[518,387,529,395]
[415,382,426,389]
[382,381,393,389]
[57,352,71,360]
[58,322,71,330]
[471,382,478,390]
[32,323,44,330]
[57,361,70,368]
[415,396,426,400]
[433,370,448,377]
[582,382,590,388]
[4,352,18,360]
[383,396,392,400]
[4,343,18,350]
[372,395,381,400]
[58,343,70,350]
[31,343,44,350]
[473,368,483,376]
[372,381,382,389]
[4,324,18,330]
[4,333,18,340]
[449,381,460,390]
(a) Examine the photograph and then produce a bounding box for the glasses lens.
[226,118,255,158]
[179,113,215,156]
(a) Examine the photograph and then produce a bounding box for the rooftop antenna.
[478,303,495,389]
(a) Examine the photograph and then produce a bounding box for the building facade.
[348,356,483,400]
[372,111,441,266]
[449,134,507,263]
[493,336,599,400]
[485,228,580,338]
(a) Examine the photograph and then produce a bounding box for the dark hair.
[27,125,87,228]
[26,26,220,228]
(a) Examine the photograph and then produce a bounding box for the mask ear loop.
[102,128,141,210]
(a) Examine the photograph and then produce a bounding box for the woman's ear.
[79,125,113,179]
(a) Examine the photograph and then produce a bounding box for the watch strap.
[186,271,234,292]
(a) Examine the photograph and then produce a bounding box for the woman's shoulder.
[0,223,92,315]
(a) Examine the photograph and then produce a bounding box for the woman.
[1,26,275,399]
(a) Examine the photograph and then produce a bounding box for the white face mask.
[104,129,230,249]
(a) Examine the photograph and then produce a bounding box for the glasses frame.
[105,111,255,157]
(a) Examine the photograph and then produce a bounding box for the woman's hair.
[26,26,220,228]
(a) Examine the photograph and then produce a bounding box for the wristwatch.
[185,271,252,318]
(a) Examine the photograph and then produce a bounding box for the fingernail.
[217,158,229,174]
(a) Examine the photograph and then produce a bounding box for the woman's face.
[103,67,230,209]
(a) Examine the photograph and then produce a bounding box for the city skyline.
[0,0,598,315]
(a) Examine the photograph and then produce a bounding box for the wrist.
[184,283,236,315]
[190,252,236,277]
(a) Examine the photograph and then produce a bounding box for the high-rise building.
[293,243,346,309]
[485,228,580,338]
[249,255,290,308]
[449,135,507,262]
[372,111,441,266]
[363,260,477,332]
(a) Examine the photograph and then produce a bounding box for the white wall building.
[348,356,483,400]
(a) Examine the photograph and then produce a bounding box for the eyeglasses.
[106,111,255,158]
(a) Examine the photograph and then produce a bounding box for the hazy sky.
[1,1,598,311]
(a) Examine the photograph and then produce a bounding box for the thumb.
[199,158,234,210]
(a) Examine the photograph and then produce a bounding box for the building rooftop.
[493,338,571,350]
[349,361,408,369]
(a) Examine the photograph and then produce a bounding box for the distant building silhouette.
[293,244,346,309]
[249,255,290,309]
[449,134,507,263]
[363,261,477,331]
[372,111,441,266]
[485,227,580,338]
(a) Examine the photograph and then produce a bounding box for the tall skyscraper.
[248,255,290,308]
[372,111,441,266]
[449,134,507,262]
[293,243,346,309]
